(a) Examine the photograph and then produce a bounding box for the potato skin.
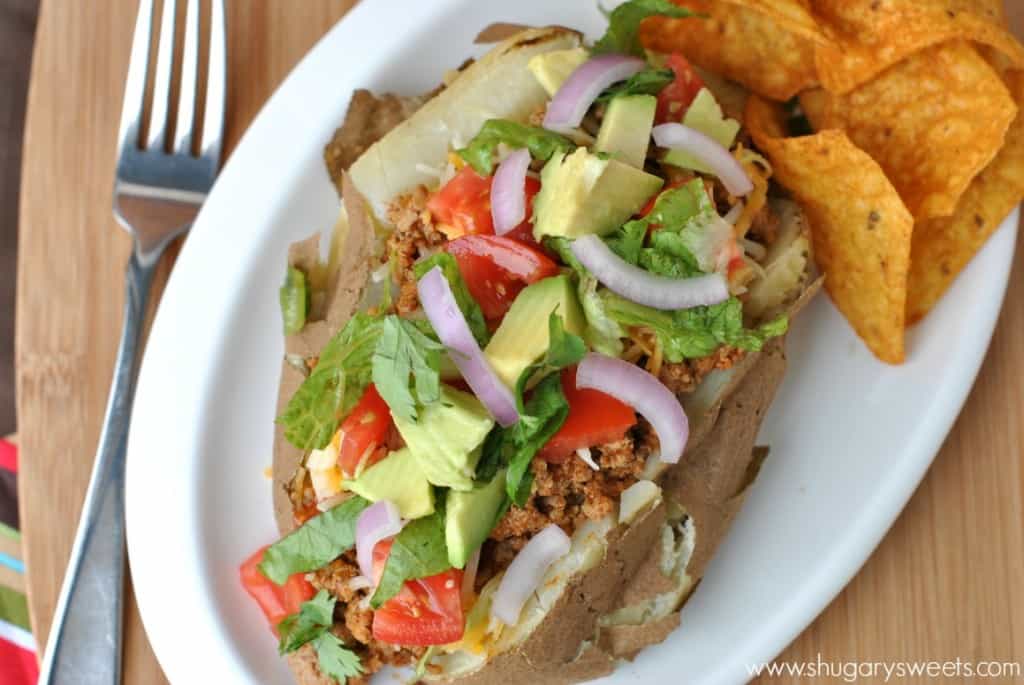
[271,22,821,685]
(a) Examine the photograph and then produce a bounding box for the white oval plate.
[125,1,1019,683]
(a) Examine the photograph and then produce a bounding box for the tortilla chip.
[746,96,913,364]
[800,41,1017,221]
[733,0,829,43]
[907,70,1024,323]
[639,0,819,101]
[323,90,431,193]
[813,0,1024,94]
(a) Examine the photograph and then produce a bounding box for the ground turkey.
[478,426,652,589]
[658,345,746,395]
[384,186,447,316]
[305,551,425,682]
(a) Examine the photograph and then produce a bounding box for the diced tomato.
[371,540,465,646]
[538,368,637,462]
[656,53,705,124]
[293,500,320,527]
[447,234,559,320]
[240,545,316,633]
[337,385,392,478]
[428,166,494,238]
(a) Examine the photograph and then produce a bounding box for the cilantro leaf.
[495,314,582,505]
[278,314,383,451]
[505,372,569,506]
[457,119,574,175]
[278,590,336,654]
[542,311,587,369]
[414,253,489,346]
[313,633,364,684]
[258,496,370,585]
[592,0,699,57]
[605,293,788,361]
[371,316,444,422]
[474,424,508,485]
[370,511,450,608]
[595,68,673,103]
[279,266,309,335]
[277,591,364,683]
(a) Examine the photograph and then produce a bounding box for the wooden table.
[16,2,1024,683]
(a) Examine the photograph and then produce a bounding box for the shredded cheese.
[731,144,772,239]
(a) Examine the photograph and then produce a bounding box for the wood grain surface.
[15,1,1023,683]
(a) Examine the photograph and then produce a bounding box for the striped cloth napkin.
[0,438,38,684]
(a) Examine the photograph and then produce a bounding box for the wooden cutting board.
[16,1,1023,683]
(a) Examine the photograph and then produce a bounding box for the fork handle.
[38,249,155,685]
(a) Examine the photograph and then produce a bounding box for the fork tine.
[145,0,177,151]
[173,0,199,155]
[200,0,226,166]
[117,0,155,152]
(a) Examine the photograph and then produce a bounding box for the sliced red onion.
[491,148,531,235]
[577,353,688,463]
[576,447,599,471]
[461,547,481,605]
[652,123,754,196]
[355,500,404,580]
[418,267,519,426]
[543,54,646,133]
[492,524,571,625]
[570,234,729,311]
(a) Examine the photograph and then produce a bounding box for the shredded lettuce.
[610,179,717,278]
[605,293,788,361]
[579,274,626,355]
[278,314,383,451]
[547,237,626,355]
[371,316,444,422]
[279,266,309,335]
[371,511,450,608]
[259,496,370,585]
[457,119,574,175]
[595,68,674,103]
[592,0,699,57]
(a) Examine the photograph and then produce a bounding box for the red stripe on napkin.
[0,634,37,685]
[0,441,15,474]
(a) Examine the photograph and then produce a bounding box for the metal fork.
[38,1,225,682]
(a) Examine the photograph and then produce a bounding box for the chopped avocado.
[445,470,508,568]
[533,148,663,240]
[594,94,657,169]
[662,88,740,174]
[345,447,434,519]
[527,47,590,97]
[484,275,586,388]
[392,386,494,492]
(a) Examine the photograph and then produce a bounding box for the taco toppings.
[247,6,816,684]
